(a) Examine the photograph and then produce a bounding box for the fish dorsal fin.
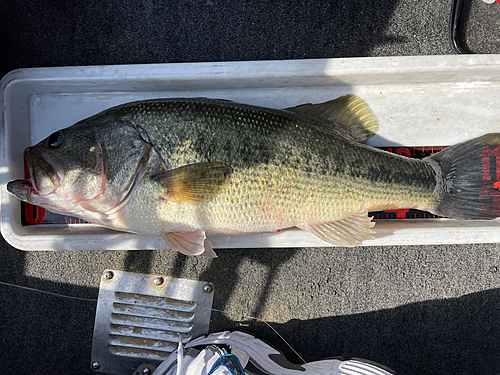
[152,162,232,204]
[162,230,217,257]
[298,210,375,247]
[286,95,379,142]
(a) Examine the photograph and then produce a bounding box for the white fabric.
[229,345,249,368]
[184,348,221,375]
[153,331,393,375]
[177,339,184,375]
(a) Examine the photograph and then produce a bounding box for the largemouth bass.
[7,96,500,256]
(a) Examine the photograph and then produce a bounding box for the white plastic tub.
[2,56,500,251]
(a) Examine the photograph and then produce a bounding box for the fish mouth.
[7,179,38,202]
[8,149,63,200]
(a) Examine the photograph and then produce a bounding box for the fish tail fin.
[426,133,500,219]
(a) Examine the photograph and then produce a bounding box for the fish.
[7,95,500,257]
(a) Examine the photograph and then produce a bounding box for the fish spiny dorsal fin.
[152,162,232,204]
[298,210,375,247]
[285,95,379,142]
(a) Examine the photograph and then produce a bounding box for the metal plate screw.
[490,265,498,273]
[154,277,164,285]
[142,368,152,375]
[91,361,101,370]
[203,283,213,293]
[104,271,114,280]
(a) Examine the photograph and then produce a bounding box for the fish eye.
[48,131,64,149]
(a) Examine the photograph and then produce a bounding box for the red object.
[23,158,46,224]
[385,209,410,219]
[477,145,500,217]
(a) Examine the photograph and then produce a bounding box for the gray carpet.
[1,1,500,374]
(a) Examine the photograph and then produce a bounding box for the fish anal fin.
[162,229,217,257]
[153,162,232,204]
[298,210,375,247]
[286,94,379,142]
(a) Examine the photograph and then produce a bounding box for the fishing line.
[210,307,306,364]
[0,280,98,302]
[0,280,306,364]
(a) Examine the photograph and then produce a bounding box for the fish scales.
[115,99,438,233]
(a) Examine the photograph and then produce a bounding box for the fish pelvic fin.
[298,210,375,247]
[152,162,232,204]
[426,133,500,219]
[162,229,217,257]
[285,94,379,142]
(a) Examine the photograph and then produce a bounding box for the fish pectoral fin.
[298,210,376,247]
[285,94,379,142]
[199,242,218,258]
[152,162,232,204]
[162,229,217,257]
